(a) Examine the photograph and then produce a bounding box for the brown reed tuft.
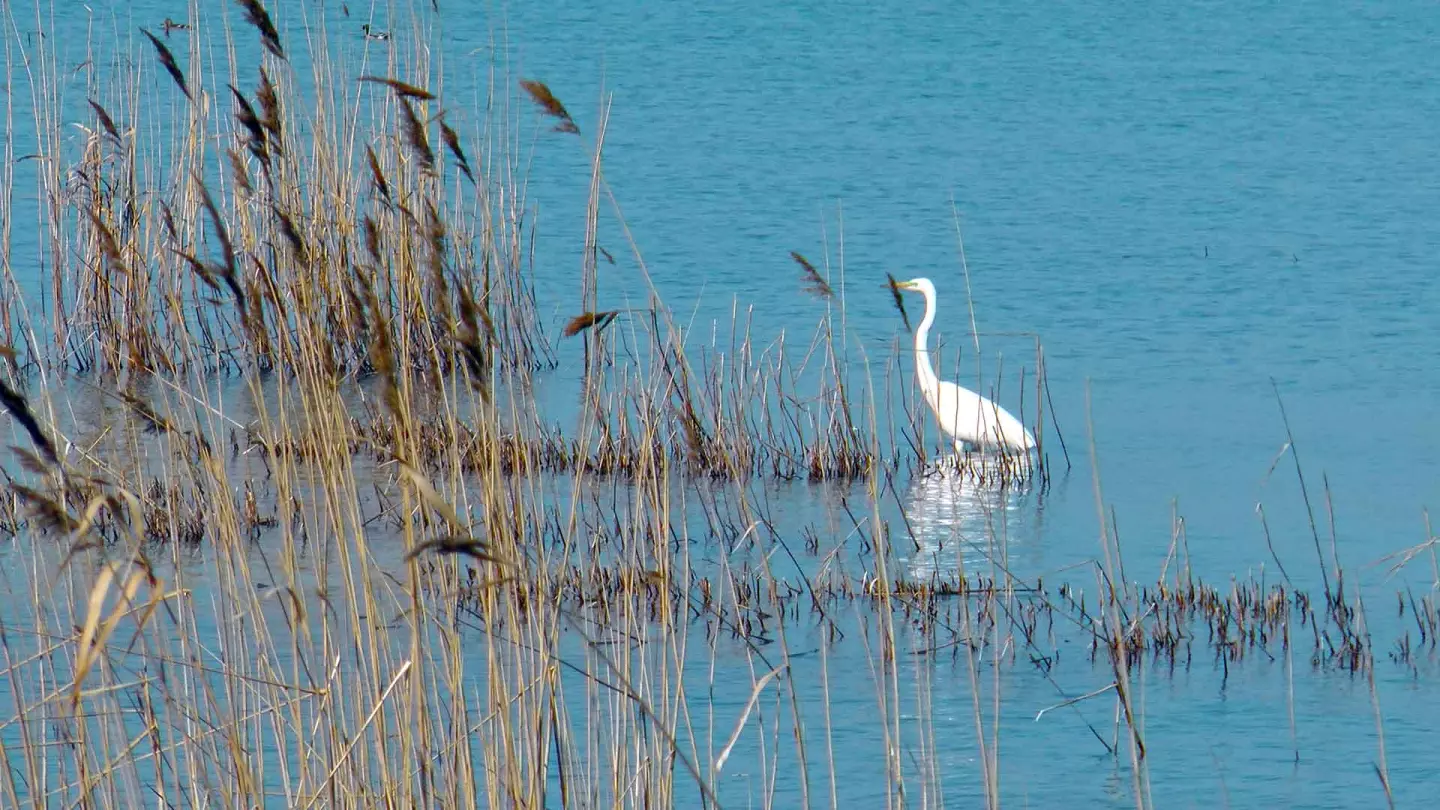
[229,85,272,174]
[87,99,122,145]
[140,28,191,101]
[365,145,392,203]
[359,75,436,100]
[518,79,580,134]
[227,147,254,195]
[363,215,382,262]
[403,535,501,564]
[352,270,402,421]
[423,201,452,341]
[256,67,283,147]
[119,390,174,435]
[235,0,286,60]
[195,179,245,314]
[86,210,128,275]
[9,446,53,478]
[245,260,276,364]
[455,288,493,400]
[170,249,223,302]
[438,113,475,183]
[230,85,264,147]
[196,180,236,274]
[399,98,435,173]
[272,205,309,266]
[886,272,913,332]
[562,310,619,338]
[11,484,76,534]
[0,379,59,468]
[158,201,178,241]
[791,251,833,300]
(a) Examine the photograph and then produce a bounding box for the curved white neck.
[913,289,939,395]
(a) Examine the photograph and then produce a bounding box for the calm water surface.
[5,0,1440,806]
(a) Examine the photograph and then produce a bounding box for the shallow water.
[5,0,1440,807]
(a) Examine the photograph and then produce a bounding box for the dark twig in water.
[1271,378,1331,604]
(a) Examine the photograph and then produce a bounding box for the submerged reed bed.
[0,4,1427,810]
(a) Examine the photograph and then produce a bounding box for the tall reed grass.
[0,3,1417,809]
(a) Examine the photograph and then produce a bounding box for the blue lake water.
[5,0,1440,807]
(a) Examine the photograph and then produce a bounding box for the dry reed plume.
[519,78,581,134]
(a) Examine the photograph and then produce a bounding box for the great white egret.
[892,277,1037,456]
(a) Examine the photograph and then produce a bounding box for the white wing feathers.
[927,380,1036,452]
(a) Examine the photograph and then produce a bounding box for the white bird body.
[895,277,1036,455]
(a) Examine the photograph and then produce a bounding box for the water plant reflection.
[901,462,1027,580]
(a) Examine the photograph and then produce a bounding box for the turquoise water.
[5,0,1440,806]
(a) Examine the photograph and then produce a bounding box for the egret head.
[892,277,936,298]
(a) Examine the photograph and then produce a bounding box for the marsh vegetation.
[0,3,1431,808]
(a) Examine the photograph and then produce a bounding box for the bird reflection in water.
[900,467,1029,581]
